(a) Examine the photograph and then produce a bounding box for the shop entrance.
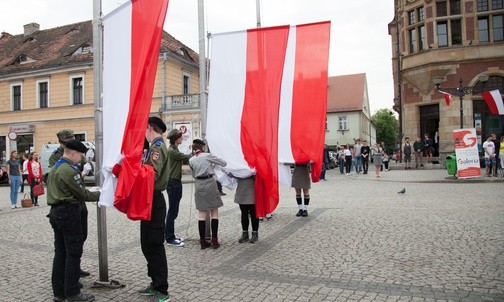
[419,104,440,156]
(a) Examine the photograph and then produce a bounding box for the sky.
[1,0,395,114]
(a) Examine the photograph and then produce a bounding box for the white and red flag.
[206,22,330,218]
[440,91,452,106]
[482,89,504,115]
[99,0,169,221]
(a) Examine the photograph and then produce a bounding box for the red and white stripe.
[482,89,504,115]
[100,0,169,221]
[207,22,330,217]
[440,91,452,106]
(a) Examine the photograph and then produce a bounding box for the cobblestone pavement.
[0,167,503,301]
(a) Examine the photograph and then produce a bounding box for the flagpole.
[93,0,109,283]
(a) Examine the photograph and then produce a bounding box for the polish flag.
[99,0,169,221]
[206,22,330,217]
[440,91,452,106]
[482,90,504,115]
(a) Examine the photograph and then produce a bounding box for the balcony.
[165,93,200,110]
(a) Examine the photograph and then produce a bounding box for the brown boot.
[200,238,211,250]
[211,237,220,249]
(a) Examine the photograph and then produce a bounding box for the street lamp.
[433,73,489,129]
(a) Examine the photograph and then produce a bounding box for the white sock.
[298,204,303,210]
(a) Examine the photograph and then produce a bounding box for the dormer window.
[72,44,93,55]
[176,49,184,56]
[13,54,35,65]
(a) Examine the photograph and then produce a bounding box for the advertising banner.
[174,122,193,154]
[453,128,481,178]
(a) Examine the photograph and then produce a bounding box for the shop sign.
[9,124,35,133]
[453,128,481,179]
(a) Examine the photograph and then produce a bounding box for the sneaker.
[174,235,185,242]
[150,291,170,302]
[80,269,91,277]
[66,292,95,301]
[266,214,273,220]
[295,209,303,217]
[53,296,65,302]
[138,284,156,296]
[10,205,15,209]
[166,239,185,247]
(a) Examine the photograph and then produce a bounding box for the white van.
[40,142,96,184]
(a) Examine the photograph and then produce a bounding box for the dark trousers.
[80,201,88,243]
[141,191,168,295]
[30,179,39,205]
[239,204,259,232]
[344,156,352,173]
[362,159,369,174]
[319,163,327,180]
[48,204,83,298]
[165,179,182,241]
[21,174,28,193]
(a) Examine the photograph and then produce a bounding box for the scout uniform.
[47,140,99,302]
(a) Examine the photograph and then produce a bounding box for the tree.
[371,109,399,154]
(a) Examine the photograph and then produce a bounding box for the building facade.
[326,73,377,148]
[0,21,200,163]
[390,0,504,156]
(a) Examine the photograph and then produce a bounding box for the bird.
[397,188,406,194]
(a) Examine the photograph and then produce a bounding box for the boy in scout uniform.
[50,129,91,279]
[47,140,100,302]
[137,117,170,302]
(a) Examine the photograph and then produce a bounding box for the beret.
[148,117,167,133]
[65,139,88,153]
[193,139,206,146]
[167,129,182,140]
[57,129,75,141]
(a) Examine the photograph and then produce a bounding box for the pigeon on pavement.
[397,188,406,194]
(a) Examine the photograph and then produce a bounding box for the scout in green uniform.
[137,117,170,302]
[165,128,192,246]
[47,140,100,302]
[50,129,91,278]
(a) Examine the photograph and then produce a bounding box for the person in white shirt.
[483,135,496,177]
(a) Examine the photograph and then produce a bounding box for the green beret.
[167,129,182,140]
[64,139,88,153]
[57,129,75,141]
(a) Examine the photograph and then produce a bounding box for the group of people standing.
[5,149,44,208]
[332,139,387,178]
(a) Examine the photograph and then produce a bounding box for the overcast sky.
[1,0,395,114]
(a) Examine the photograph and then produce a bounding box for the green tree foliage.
[371,109,398,154]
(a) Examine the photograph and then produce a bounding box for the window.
[12,84,22,111]
[418,7,425,21]
[494,15,503,41]
[74,134,86,142]
[450,0,461,15]
[408,11,416,25]
[419,26,427,50]
[183,74,189,95]
[338,116,348,130]
[493,0,504,10]
[409,28,417,52]
[71,76,83,105]
[477,0,489,12]
[37,80,48,108]
[437,1,447,17]
[451,19,462,45]
[437,22,448,46]
[479,17,490,42]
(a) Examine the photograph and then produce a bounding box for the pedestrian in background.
[337,147,345,174]
[413,136,424,168]
[234,175,259,243]
[423,133,434,163]
[372,143,383,178]
[354,139,363,173]
[21,152,29,193]
[46,140,99,302]
[27,151,43,206]
[361,140,370,174]
[483,134,496,177]
[165,128,192,247]
[319,144,329,181]
[292,162,311,217]
[137,117,170,302]
[189,139,227,249]
[343,143,353,175]
[402,137,412,170]
[6,150,22,209]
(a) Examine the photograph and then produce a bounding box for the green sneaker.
[149,291,170,302]
[137,284,156,296]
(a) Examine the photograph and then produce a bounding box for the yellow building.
[0,21,201,163]
[390,0,504,157]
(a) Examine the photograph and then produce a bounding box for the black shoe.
[301,210,308,217]
[219,192,226,196]
[53,296,66,302]
[78,281,83,289]
[67,292,95,301]
[238,231,249,243]
[80,269,90,277]
[249,231,258,243]
[296,209,303,217]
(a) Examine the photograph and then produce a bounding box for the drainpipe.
[161,52,167,113]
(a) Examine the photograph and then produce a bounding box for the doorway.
[420,104,440,156]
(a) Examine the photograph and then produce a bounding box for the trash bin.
[445,155,457,176]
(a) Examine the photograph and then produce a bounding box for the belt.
[196,174,214,180]
[51,202,79,208]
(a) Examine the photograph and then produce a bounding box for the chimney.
[23,23,40,36]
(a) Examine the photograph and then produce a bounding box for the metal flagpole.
[92,0,123,288]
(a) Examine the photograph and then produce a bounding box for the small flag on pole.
[440,91,452,106]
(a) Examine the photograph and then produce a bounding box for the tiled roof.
[0,20,198,77]
[327,73,367,113]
